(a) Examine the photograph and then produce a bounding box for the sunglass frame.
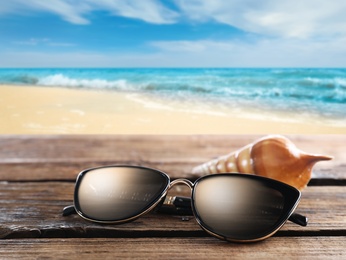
[71,165,302,242]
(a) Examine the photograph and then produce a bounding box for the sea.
[1,68,345,125]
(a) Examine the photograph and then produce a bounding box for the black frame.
[63,165,308,242]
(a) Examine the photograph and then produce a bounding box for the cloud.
[2,0,346,39]
[93,0,178,24]
[0,0,178,25]
[151,40,208,52]
[174,0,346,39]
[14,38,76,47]
[0,51,110,67]
[2,35,346,67]
[0,0,90,24]
[149,36,346,67]
[14,38,50,46]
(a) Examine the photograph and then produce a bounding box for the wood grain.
[1,237,346,259]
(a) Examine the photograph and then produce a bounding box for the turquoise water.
[1,68,345,121]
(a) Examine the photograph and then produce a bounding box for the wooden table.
[0,135,345,259]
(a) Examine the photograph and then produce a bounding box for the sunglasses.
[63,165,307,242]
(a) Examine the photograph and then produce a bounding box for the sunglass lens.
[75,166,169,222]
[192,174,300,241]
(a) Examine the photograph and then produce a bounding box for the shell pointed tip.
[310,154,333,161]
[324,155,333,161]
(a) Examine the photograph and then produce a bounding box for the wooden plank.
[0,182,345,239]
[1,237,346,259]
[0,135,344,181]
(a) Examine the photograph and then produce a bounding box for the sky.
[1,0,346,67]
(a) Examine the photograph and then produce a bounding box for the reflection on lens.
[76,166,168,221]
[193,175,285,241]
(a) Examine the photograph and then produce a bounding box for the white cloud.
[0,51,110,67]
[151,40,208,52]
[0,0,90,24]
[2,36,346,67]
[0,0,178,25]
[14,38,75,47]
[2,0,346,39]
[93,0,178,24]
[174,0,346,39]
[14,38,50,46]
[148,36,346,67]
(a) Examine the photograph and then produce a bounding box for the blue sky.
[1,0,346,67]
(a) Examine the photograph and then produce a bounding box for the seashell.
[192,135,333,190]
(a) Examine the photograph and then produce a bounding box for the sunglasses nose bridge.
[169,178,194,191]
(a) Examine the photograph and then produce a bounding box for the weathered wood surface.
[0,135,345,259]
[1,237,346,260]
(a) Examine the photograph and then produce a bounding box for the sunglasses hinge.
[163,196,176,206]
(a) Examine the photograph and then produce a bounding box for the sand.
[1,84,345,134]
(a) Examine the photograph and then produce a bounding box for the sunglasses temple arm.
[159,196,308,227]
[288,213,308,226]
[62,205,77,216]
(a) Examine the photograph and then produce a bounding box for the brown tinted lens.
[193,175,285,241]
[76,166,168,221]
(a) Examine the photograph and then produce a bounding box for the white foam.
[335,77,346,88]
[305,77,346,88]
[37,74,133,90]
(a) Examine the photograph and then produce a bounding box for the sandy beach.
[1,84,345,134]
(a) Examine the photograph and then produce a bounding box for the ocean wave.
[33,73,346,102]
[37,74,134,90]
[302,77,346,88]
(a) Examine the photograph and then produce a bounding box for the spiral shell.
[192,135,332,190]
